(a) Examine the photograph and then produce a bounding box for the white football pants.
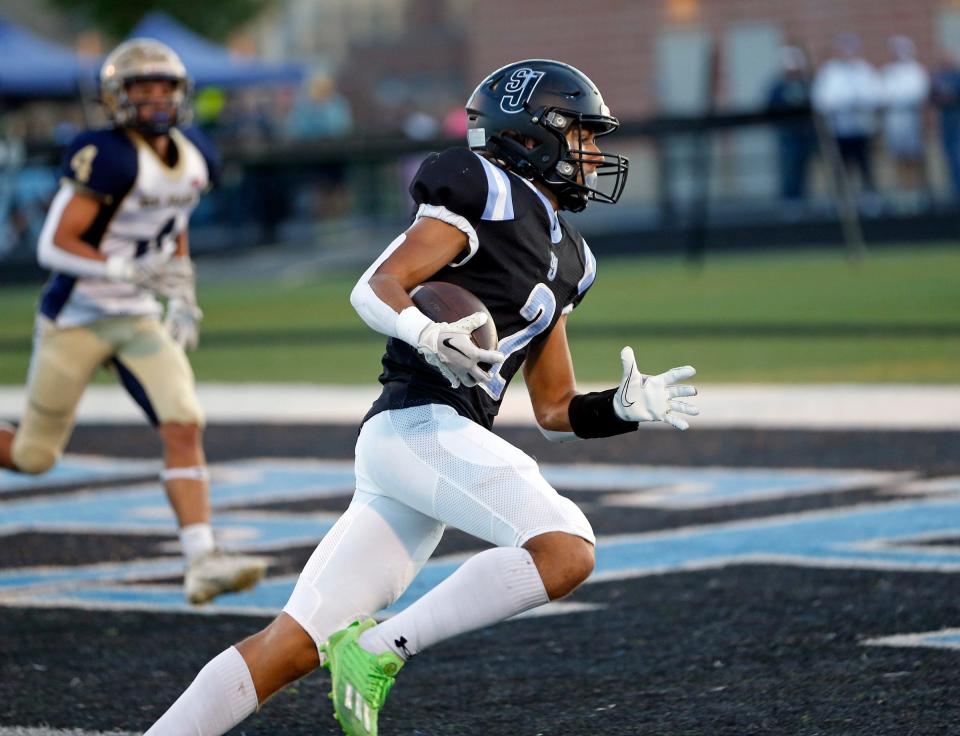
[283,403,593,649]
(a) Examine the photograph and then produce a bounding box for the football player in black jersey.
[147,59,698,736]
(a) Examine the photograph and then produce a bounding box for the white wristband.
[105,255,134,282]
[395,306,434,347]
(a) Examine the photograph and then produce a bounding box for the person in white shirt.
[813,33,883,192]
[767,45,816,200]
[880,35,930,190]
[0,39,266,605]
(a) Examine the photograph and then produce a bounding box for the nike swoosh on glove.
[613,346,699,430]
[417,312,505,389]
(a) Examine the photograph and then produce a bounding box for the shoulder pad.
[409,147,495,227]
[60,128,137,203]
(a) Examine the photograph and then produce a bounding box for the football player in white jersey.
[0,39,266,605]
[145,60,699,736]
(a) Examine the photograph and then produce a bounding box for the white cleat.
[184,551,268,605]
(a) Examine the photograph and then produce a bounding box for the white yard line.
[0,383,958,429]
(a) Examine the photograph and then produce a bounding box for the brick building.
[467,0,960,120]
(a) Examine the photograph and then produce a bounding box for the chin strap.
[485,136,539,178]
[486,136,588,212]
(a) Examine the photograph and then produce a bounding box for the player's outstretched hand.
[612,346,699,430]
[417,312,506,389]
[164,296,203,351]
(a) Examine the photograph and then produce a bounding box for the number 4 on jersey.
[70,145,98,184]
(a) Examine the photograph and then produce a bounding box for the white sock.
[179,523,215,563]
[358,547,548,659]
[145,646,257,735]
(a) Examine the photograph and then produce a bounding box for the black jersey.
[364,147,597,429]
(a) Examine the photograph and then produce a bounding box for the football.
[410,281,498,352]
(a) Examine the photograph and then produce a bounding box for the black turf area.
[1,425,958,735]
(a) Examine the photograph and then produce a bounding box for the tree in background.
[47,0,274,41]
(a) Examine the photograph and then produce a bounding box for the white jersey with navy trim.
[366,147,597,430]
[38,126,217,328]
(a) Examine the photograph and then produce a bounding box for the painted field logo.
[500,68,545,114]
[3,456,959,655]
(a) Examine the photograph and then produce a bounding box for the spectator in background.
[813,33,882,194]
[880,36,930,192]
[767,45,816,200]
[220,89,277,145]
[931,50,960,196]
[285,74,354,221]
[285,73,353,140]
[402,108,440,141]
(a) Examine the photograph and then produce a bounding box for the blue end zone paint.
[1,455,959,657]
[925,631,960,648]
[0,559,184,591]
[0,456,160,493]
[594,497,960,574]
[539,465,905,509]
[0,459,354,544]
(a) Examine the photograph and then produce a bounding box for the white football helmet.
[100,38,192,134]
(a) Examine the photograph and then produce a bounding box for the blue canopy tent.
[0,17,97,98]
[127,12,303,88]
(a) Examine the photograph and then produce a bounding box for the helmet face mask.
[466,60,629,212]
[124,78,182,134]
[538,113,629,211]
[100,39,193,135]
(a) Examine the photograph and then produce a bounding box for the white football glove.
[105,250,174,289]
[164,296,203,351]
[612,346,699,430]
[417,311,505,389]
[152,256,196,299]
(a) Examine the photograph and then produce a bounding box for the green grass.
[1,244,958,384]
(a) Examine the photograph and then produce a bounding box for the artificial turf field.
[2,423,959,736]
[1,244,958,384]
[1,244,958,733]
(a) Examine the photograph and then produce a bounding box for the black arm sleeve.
[568,389,639,439]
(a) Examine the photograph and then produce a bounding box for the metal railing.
[3,105,959,278]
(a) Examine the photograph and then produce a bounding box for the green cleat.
[321,618,404,736]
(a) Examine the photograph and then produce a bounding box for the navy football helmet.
[466,59,629,212]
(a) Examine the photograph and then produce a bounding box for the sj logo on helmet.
[500,68,545,114]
